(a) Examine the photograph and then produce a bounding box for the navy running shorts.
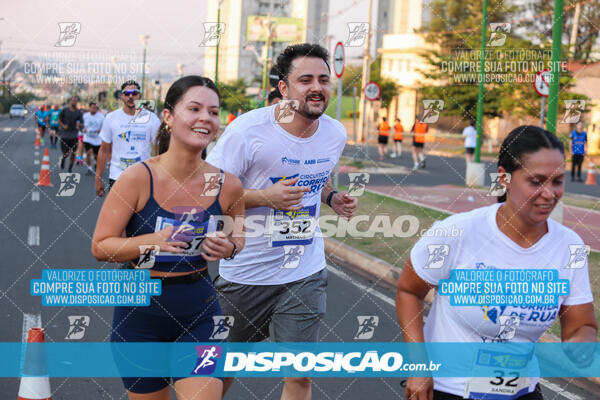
[111,270,222,394]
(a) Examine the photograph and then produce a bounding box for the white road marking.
[33,172,39,180]
[27,226,40,246]
[327,264,395,307]
[34,151,39,157]
[539,379,584,400]
[327,265,586,400]
[31,191,39,201]
[34,159,40,165]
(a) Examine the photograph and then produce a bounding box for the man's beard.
[297,98,327,120]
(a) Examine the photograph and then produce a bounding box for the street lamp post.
[261,14,273,107]
[215,0,225,87]
[546,0,564,134]
[140,35,150,97]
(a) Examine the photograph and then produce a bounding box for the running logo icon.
[210,316,235,340]
[137,245,160,269]
[424,244,449,269]
[354,316,379,340]
[565,244,590,269]
[130,100,155,124]
[55,22,81,47]
[497,315,519,340]
[281,245,305,269]
[347,173,370,196]
[421,100,444,123]
[488,23,510,47]
[118,131,131,142]
[65,315,90,340]
[202,173,224,196]
[57,173,80,197]
[561,100,585,124]
[192,345,222,375]
[275,100,299,124]
[345,23,369,47]
[199,22,226,47]
[488,172,511,196]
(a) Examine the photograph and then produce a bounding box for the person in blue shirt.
[570,122,587,182]
[35,105,50,146]
[48,104,62,148]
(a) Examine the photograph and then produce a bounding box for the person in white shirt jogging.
[81,102,105,175]
[95,80,160,196]
[207,43,358,399]
[397,125,597,400]
[462,119,477,163]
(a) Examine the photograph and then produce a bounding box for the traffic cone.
[35,148,53,187]
[17,328,52,400]
[34,131,41,148]
[585,162,596,185]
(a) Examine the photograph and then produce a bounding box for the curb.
[324,236,600,393]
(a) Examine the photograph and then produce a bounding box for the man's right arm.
[243,177,308,210]
[95,141,112,197]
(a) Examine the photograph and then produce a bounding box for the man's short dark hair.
[121,80,141,91]
[275,43,330,83]
[268,88,283,104]
[89,102,97,107]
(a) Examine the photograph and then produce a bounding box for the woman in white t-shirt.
[396,125,597,400]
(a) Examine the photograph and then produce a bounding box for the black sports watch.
[224,241,238,260]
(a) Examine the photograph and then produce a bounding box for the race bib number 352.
[269,205,317,247]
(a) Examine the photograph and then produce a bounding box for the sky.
[0,0,378,82]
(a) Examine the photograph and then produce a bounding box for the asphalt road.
[0,115,595,399]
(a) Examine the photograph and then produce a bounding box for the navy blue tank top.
[125,162,224,272]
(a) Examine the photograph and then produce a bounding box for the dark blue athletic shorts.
[111,271,222,394]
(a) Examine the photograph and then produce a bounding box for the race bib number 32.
[269,205,317,247]
[465,373,530,400]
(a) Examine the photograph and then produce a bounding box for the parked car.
[9,104,26,119]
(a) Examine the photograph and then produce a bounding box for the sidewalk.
[368,184,600,251]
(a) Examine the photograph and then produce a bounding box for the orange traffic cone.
[585,162,596,185]
[35,148,53,187]
[34,131,41,148]
[17,328,52,400]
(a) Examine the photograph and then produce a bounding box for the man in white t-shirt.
[95,80,160,196]
[207,43,358,398]
[462,120,477,162]
[81,102,105,175]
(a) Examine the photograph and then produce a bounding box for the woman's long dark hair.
[497,125,564,202]
[156,75,220,154]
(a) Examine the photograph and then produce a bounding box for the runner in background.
[226,111,236,125]
[58,97,83,173]
[81,102,105,175]
[396,125,597,400]
[35,105,49,146]
[377,116,390,161]
[392,117,403,158]
[48,104,61,148]
[267,88,283,105]
[570,121,587,182]
[462,119,477,163]
[411,117,428,169]
[95,80,160,196]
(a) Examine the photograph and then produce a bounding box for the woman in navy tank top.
[92,76,245,400]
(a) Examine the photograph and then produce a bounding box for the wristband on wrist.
[326,190,338,207]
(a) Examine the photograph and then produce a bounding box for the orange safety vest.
[393,123,403,140]
[413,122,428,143]
[378,121,390,136]
[227,113,236,125]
